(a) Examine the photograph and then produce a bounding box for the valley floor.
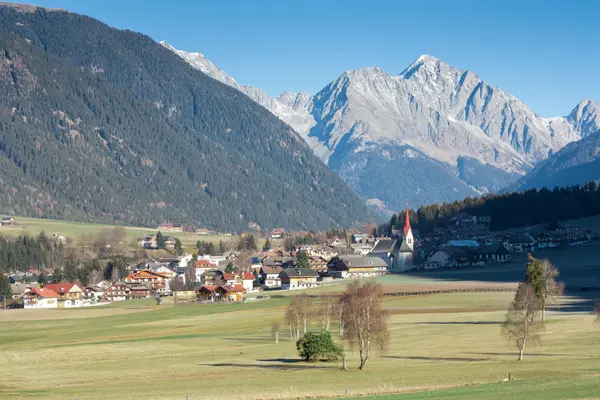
[1,263,599,400]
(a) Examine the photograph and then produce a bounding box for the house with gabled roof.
[44,283,83,307]
[327,255,388,279]
[258,266,283,288]
[124,270,168,294]
[24,288,59,309]
[279,268,319,290]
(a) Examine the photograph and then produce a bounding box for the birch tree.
[340,281,389,370]
[502,282,544,361]
[319,294,338,331]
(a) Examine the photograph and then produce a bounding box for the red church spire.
[404,205,411,236]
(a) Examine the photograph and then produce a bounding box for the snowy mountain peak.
[165,41,599,213]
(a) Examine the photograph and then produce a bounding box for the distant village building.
[24,288,59,309]
[279,268,319,290]
[369,207,414,272]
[327,256,388,279]
[270,228,285,239]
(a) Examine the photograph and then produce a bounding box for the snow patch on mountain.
[164,41,599,211]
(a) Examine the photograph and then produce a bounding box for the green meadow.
[1,285,599,400]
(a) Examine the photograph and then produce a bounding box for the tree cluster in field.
[281,281,388,370]
[379,182,600,235]
[0,227,134,288]
[0,7,370,231]
[502,255,563,360]
[237,235,258,252]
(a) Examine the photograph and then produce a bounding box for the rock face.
[164,43,599,212]
[513,126,600,191]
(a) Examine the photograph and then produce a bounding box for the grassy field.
[1,279,599,400]
[0,216,232,249]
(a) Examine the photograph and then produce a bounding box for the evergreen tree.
[224,262,237,273]
[0,273,12,309]
[63,254,79,283]
[156,231,165,250]
[296,250,310,269]
[263,238,272,252]
[174,238,183,256]
[52,267,64,284]
[37,271,48,286]
[218,240,226,255]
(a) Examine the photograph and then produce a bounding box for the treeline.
[380,182,600,234]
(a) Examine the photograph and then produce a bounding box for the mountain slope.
[513,127,600,191]
[0,4,371,230]
[164,44,599,212]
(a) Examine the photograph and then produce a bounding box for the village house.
[83,285,106,302]
[128,283,152,299]
[258,266,283,288]
[124,270,169,295]
[279,268,319,290]
[424,247,483,269]
[505,234,537,253]
[261,256,296,269]
[106,283,130,301]
[241,272,255,291]
[192,260,217,283]
[196,284,246,302]
[474,244,511,263]
[163,236,178,250]
[217,284,247,302]
[327,255,388,279]
[44,283,84,307]
[196,285,219,302]
[138,235,157,249]
[270,228,285,239]
[308,256,329,277]
[24,288,59,309]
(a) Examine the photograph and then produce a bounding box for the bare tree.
[271,322,280,344]
[285,294,313,340]
[340,281,389,370]
[319,295,338,331]
[525,255,563,321]
[502,282,544,361]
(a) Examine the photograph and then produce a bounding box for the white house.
[24,288,59,309]
[259,266,283,288]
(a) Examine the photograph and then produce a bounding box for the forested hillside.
[0,4,371,230]
[381,182,600,234]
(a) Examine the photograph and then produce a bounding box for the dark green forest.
[0,5,370,231]
[382,182,600,234]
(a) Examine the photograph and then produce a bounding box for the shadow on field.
[384,355,489,362]
[395,321,501,325]
[221,337,270,344]
[404,246,600,313]
[466,352,571,357]
[203,361,337,370]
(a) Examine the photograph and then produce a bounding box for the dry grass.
[0,289,599,400]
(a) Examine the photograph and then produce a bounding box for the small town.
[4,208,597,309]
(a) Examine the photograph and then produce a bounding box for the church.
[369,207,414,272]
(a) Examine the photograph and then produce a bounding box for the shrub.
[296,331,343,362]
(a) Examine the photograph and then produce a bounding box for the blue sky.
[25,0,600,117]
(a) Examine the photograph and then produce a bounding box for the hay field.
[1,288,599,400]
[0,216,230,249]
